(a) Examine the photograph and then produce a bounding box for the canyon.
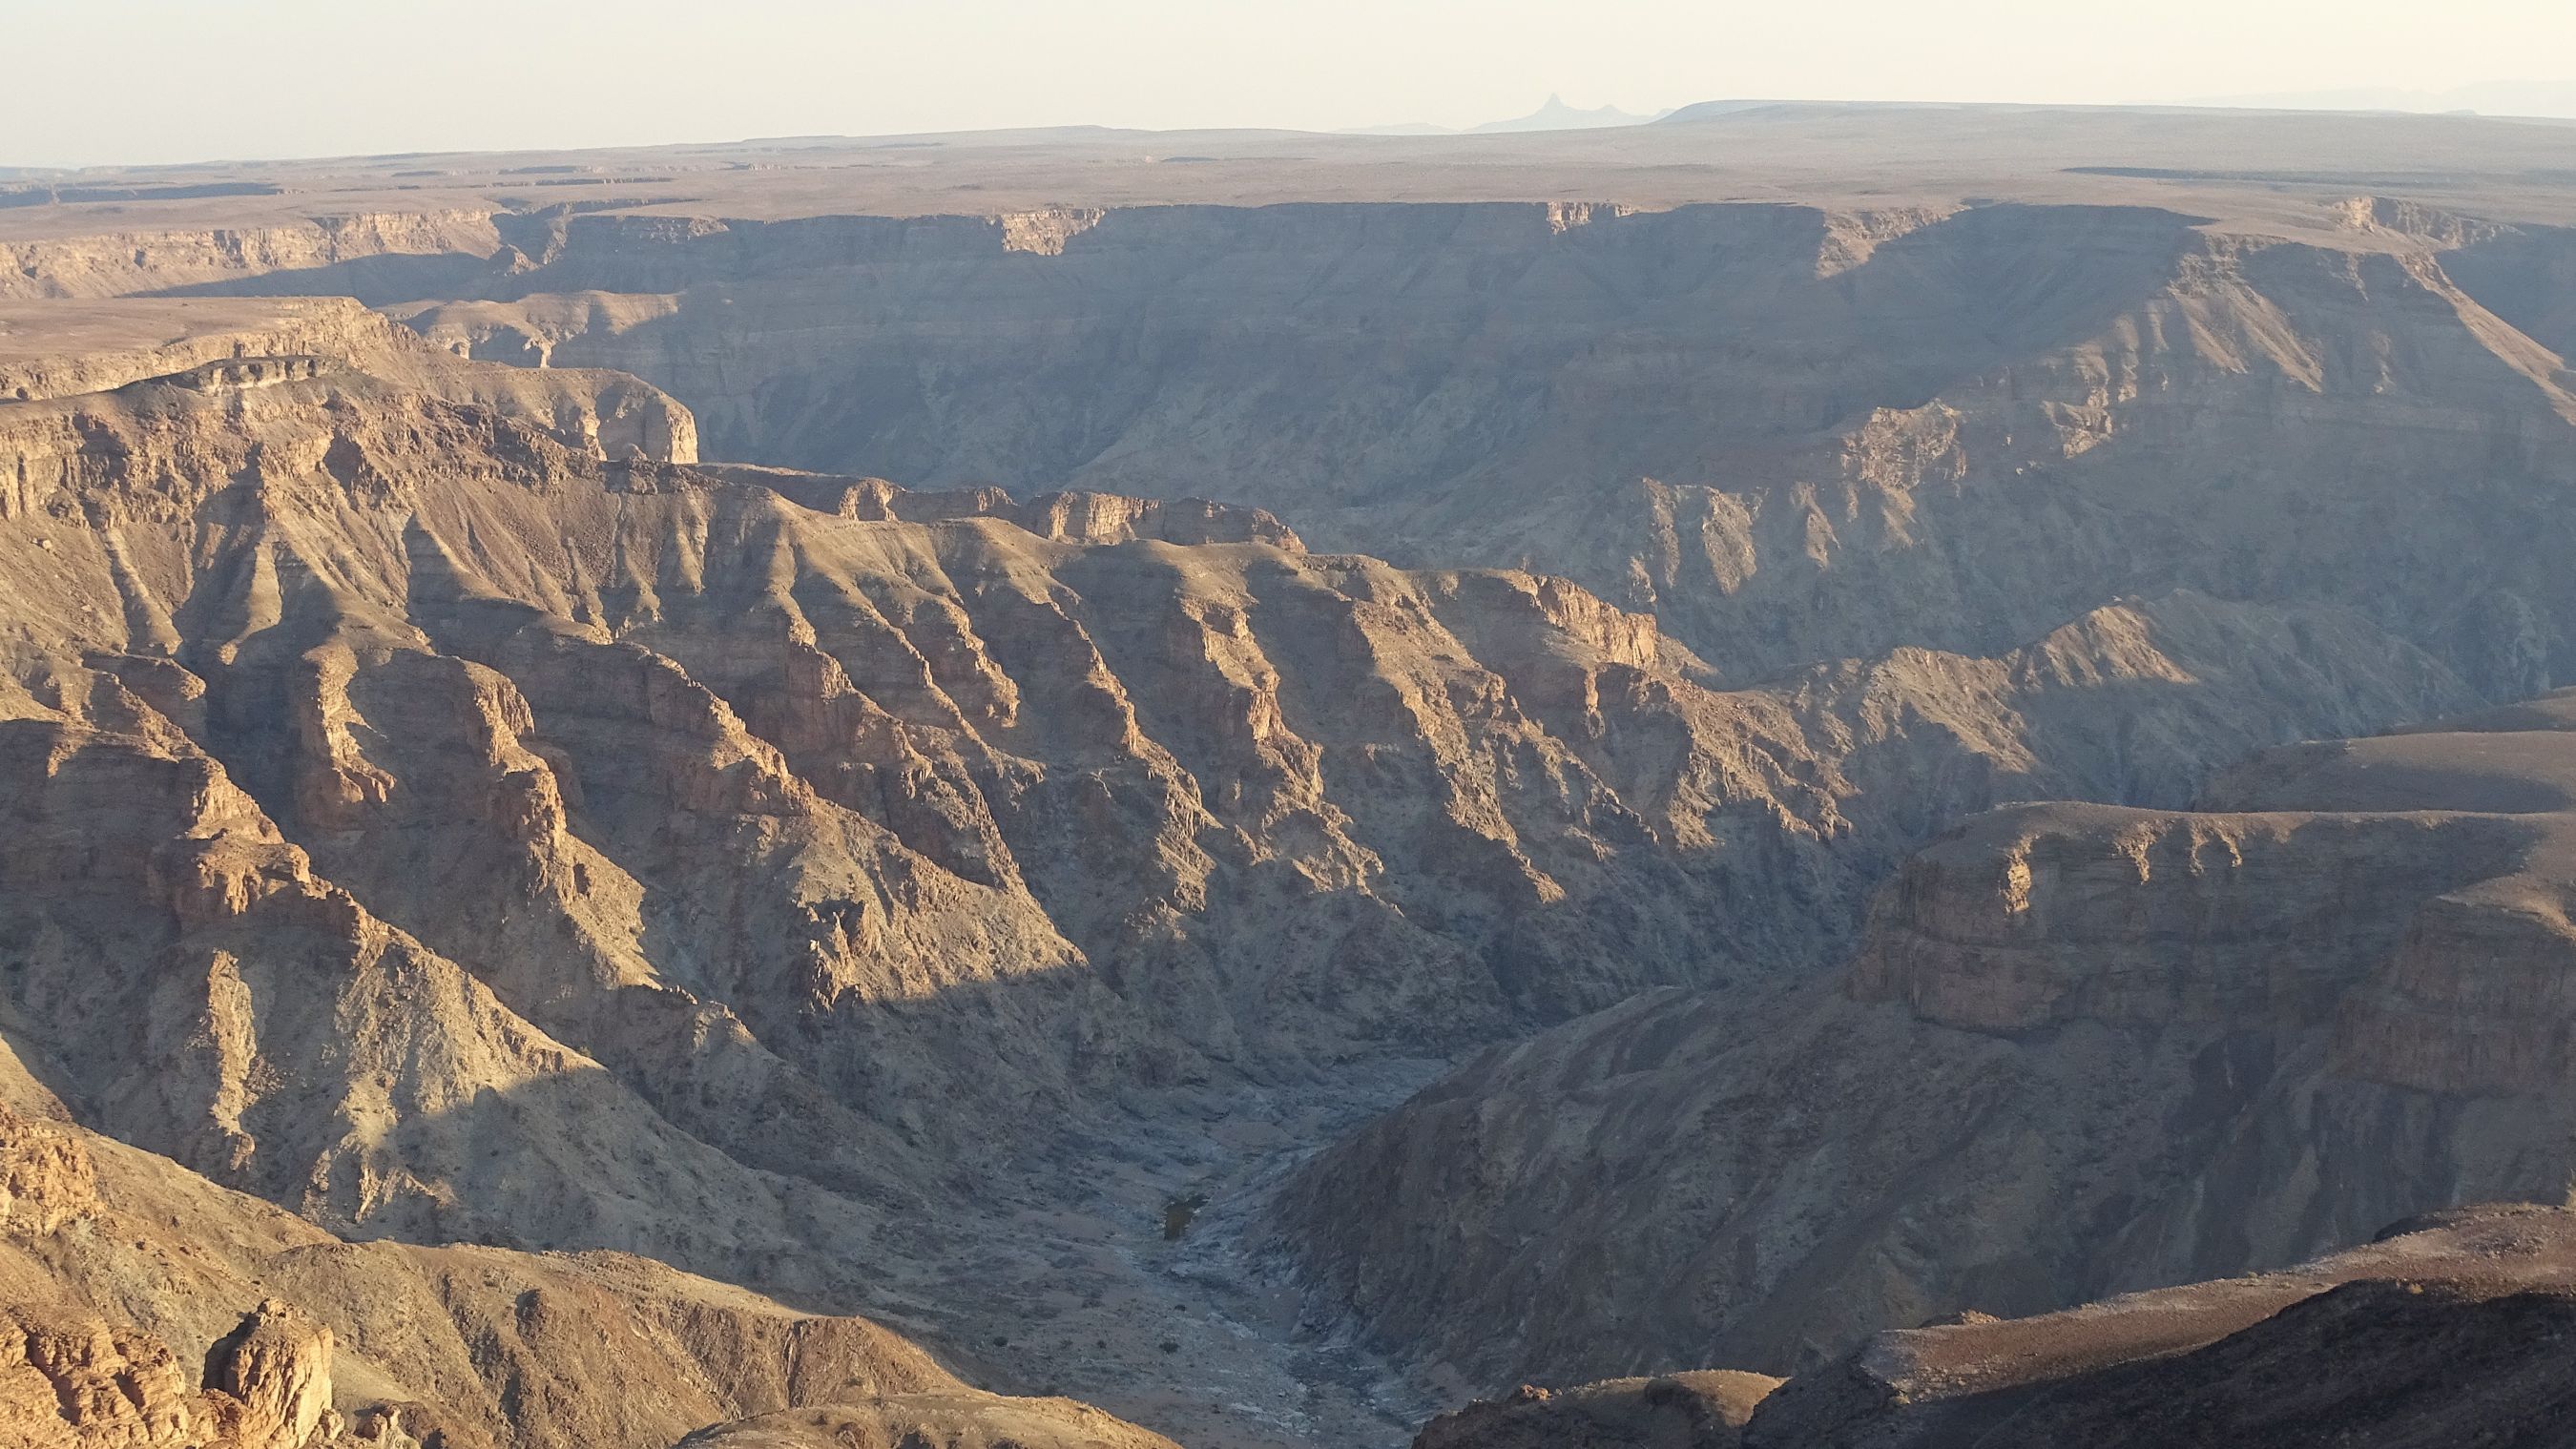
[1,101,2574,1445]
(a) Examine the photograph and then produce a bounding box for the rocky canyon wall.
[73,197,2557,698]
[1274,691,2576,1397]
[12,196,2573,693]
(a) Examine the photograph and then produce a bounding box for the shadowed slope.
[0,1044,1167,1449]
[1740,1203,2576,1449]
[1408,1204,2576,1449]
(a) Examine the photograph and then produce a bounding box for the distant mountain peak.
[1470,93,1666,133]
[1340,93,1667,136]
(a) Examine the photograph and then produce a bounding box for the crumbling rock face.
[2,1306,211,1449]
[18,197,2574,697]
[0,342,2497,1364]
[210,1300,337,1449]
[0,211,501,303]
[0,298,423,404]
[1842,806,2538,1034]
[0,345,2473,1264]
[0,140,2570,1447]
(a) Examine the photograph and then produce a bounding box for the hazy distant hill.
[2192,80,2576,118]
[1343,92,1665,135]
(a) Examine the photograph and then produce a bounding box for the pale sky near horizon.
[6,0,2573,169]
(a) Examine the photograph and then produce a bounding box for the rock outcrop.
[0,1103,95,1237]
[3,1305,237,1449]
[0,297,420,403]
[0,210,502,303]
[0,1101,344,1449]
[209,1301,338,1449]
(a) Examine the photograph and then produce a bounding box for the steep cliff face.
[0,297,430,403]
[0,1298,334,1449]
[0,714,846,1271]
[1275,692,2576,1397]
[0,327,2471,1137]
[0,210,502,302]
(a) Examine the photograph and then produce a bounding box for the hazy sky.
[8,0,2574,168]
